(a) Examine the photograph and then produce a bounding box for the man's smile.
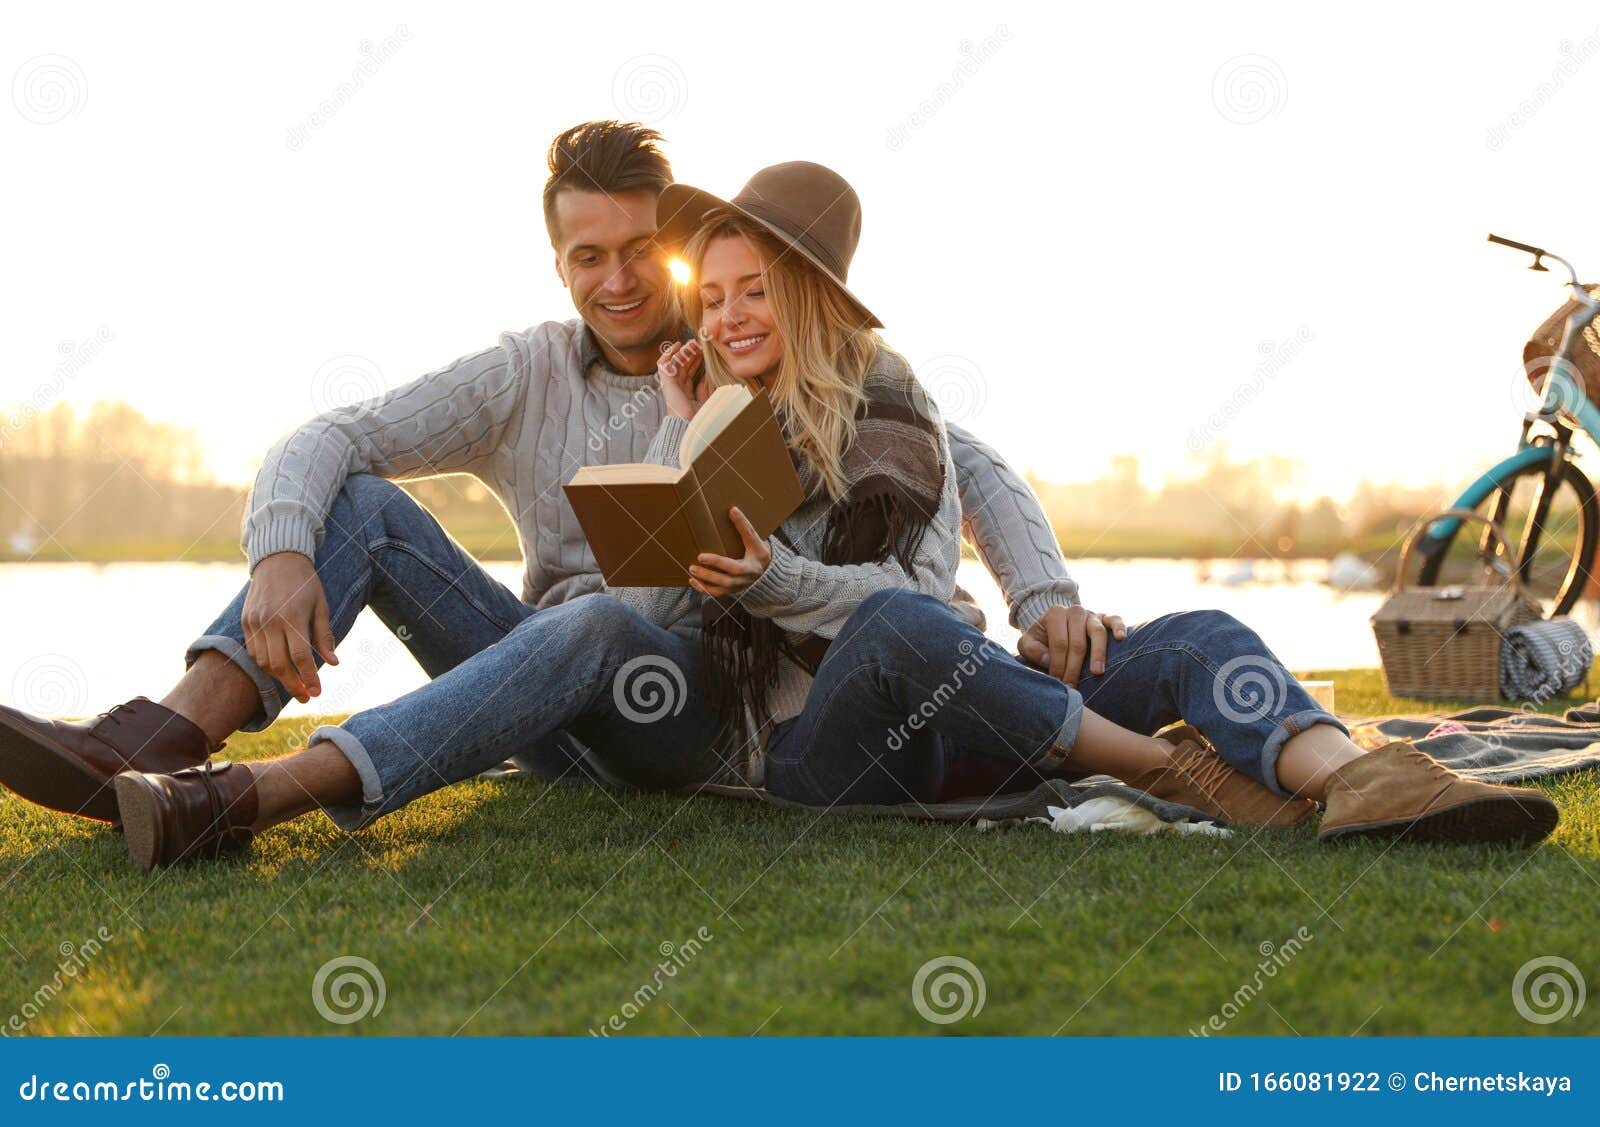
[596,295,652,322]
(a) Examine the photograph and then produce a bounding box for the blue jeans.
[762,589,1347,806]
[309,594,727,829]
[186,473,632,797]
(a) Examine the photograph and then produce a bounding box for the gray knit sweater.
[243,319,1080,627]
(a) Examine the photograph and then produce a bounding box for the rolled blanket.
[1499,617,1592,701]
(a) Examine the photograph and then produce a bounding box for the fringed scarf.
[700,348,947,744]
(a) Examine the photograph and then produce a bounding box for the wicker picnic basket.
[1371,508,1544,699]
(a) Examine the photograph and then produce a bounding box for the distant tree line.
[0,402,514,560]
[4,400,1523,564]
[1026,448,1510,559]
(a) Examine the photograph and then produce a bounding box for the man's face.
[551,188,674,355]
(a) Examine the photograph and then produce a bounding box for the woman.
[110,164,1558,867]
[614,161,970,783]
[631,165,1335,833]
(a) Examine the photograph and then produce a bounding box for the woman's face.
[696,234,784,385]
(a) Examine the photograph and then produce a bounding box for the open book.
[564,385,805,586]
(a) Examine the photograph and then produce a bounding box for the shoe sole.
[0,710,119,823]
[1318,791,1559,847]
[113,774,164,871]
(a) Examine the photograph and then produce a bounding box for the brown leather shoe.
[0,697,218,824]
[1124,724,1319,828]
[1317,742,1559,847]
[113,761,259,870]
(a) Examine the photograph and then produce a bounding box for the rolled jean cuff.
[1260,708,1350,797]
[1046,684,1085,764]
[184,634,283,733]
[308,724,385,832]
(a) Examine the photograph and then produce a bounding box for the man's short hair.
[542,120,673,245]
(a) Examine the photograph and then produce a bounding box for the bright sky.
[6,2,1600,501]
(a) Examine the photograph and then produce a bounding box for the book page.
[567,463,683,485]
[678,384,754,466]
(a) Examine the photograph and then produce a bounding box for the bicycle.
[1410,234,1600,616]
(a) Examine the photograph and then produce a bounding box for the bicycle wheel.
[1415,458,1599,616]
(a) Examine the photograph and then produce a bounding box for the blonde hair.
[678,212,879,500]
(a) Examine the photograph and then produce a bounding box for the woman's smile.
[724,332,769,353]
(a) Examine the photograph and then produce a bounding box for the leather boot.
[1318,742,1559,846]
[0,697,218,824]
[1123,723,1319,828]
[113,761,259,870]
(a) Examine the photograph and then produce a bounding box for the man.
[0,121,1114,841]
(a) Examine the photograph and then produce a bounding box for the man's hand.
[1018,605,1128,686]
[242,551,339,703]
[688,507,771,598]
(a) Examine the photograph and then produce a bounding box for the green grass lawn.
[2,667,1597,1038]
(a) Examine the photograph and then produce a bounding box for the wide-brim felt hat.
[655,160,883,330]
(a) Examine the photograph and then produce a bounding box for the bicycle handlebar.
[1487,232,1593,301]
[1488,233,1547,257]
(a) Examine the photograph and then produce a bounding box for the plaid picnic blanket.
[689,777,1226,831]
[685,702,1600,823]
[501,704,1600,829]
[1350,702,1600,783]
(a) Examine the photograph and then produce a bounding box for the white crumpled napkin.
[1027,796,1232,838]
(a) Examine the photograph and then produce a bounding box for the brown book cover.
[563,387,805,586]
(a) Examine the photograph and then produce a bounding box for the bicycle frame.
[1410,238,1600,598]
[1425,320,1600,568]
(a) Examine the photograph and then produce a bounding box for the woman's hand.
[658,339,708,420]
[689,507,771,597]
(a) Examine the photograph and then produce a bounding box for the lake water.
[2,558,1391,721]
